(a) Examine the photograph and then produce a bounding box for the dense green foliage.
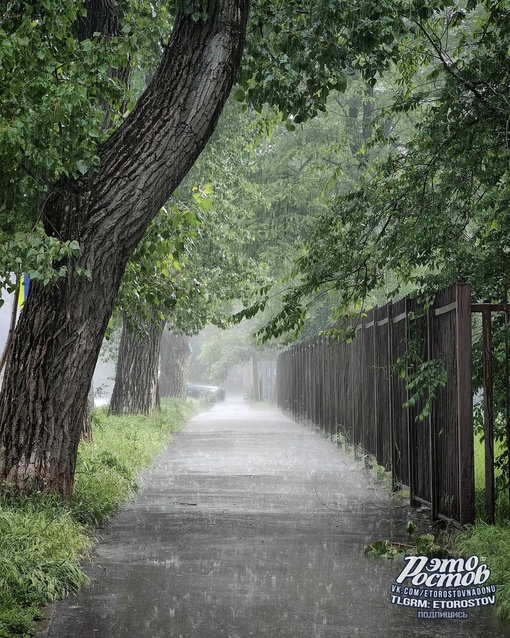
[113,100,268,337]
[0,0,170,295]
[0,0,455,294]
[238,0,416,121]
[238,0,510,341]
[0,399,195,637]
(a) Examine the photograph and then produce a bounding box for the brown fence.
[276,283,475,526]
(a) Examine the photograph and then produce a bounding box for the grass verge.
[454,522,510,621]
[0,398,196,638]
[451,435,510,623]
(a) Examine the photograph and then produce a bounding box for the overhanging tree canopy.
[0,0,456,498]
[238,0,510,340]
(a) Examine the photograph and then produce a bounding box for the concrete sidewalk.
[45,398,509,637]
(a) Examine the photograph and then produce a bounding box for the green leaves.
[113,99,273,336]
[365,538,402,559]
[403,360,448,422]
[238,0,409,122]
[244,0,510,346]
[0,225,81,292]
[175,0,209,22]
[0,0,129,235]
[365,520,449,559]
[0,0,179,289]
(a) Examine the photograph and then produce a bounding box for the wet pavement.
[45,397,510,637]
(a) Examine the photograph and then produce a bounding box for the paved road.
[45,397,510,638]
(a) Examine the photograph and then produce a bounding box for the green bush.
[0,607,34,638]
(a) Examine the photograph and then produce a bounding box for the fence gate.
[276,283,475,526]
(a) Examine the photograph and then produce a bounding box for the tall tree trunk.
[159,330,192,399]
[109,313,163,415]
[0,0,250,499]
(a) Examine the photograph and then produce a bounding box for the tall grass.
[0,399,196,638]
[453,435,510,622]
[455,522,510,621]
[472,435,510,520]
[72,400,195,525]
[0,496,91,638]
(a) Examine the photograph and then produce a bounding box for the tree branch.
[413,19,492,110]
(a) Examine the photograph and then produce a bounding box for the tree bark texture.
[159,330,192,400]
[81,382,95,442]
[109,313,163,415]
[0,0,250,498]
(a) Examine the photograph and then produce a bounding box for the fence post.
[387,303,396,489]
[406,298,419,508]
[457,283,475,525]
[482,305,495,524]
[427,306,439,521]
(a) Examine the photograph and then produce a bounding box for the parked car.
[187,383,226,403]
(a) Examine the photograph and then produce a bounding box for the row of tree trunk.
[108,316,192,416]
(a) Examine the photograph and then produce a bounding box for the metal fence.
[276,283,475,526]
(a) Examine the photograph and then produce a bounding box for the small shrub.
[0,607,34,638]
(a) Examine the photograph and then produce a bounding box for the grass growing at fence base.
[473,435,510,520]
[450,435,510,622]
[0,399,196,638]
[454,523,510,621]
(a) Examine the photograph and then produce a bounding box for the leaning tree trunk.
[159,330,192,399]
[0,0,250,499]
[109,313,163,415]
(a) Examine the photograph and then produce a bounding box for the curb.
[33,603,56,638]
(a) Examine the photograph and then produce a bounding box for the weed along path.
[45,397,509,638]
